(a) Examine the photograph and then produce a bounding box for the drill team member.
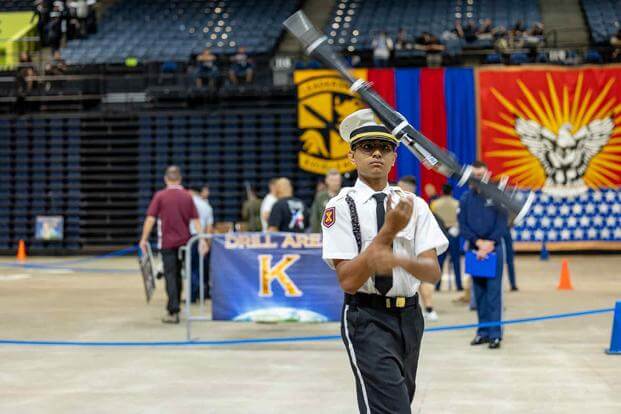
[322,109,448,413]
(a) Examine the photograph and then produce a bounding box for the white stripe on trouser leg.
[500,239,505,338]
[343,305,371,414]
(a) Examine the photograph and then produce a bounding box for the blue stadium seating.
[61,0,298,65]
[325,0,542,52]
[0,118,82,250]
[582,0,621,44]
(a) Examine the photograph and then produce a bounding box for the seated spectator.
[195,48,219,90]
[523,22,544,51]
[44,50,67,91]
[415,32,445,66]
[395,27,412,50]
[372,30,393,67]
[45,50,67,75]
[512,19,526,36]
[14,52,37,113]
[452,19,465,39]
[463,19,479,43]
[229,47,254,85]
[477,18,495,40]
[612,28,621,60]
[17,51,36,92]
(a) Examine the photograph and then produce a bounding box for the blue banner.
[210,233,343,322]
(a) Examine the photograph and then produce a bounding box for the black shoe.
[162,313,180,324]
[510,286,519,291]
[488,338,501,349]
[470,335,490,346]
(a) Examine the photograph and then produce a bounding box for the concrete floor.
[0,254,620,413]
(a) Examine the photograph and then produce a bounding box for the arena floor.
[0,254,620,414]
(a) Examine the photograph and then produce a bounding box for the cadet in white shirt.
[322,109,448,414]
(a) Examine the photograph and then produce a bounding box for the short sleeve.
[321,200,358,269]
[146,192,161,217]
[414,198,449,256]
[268,201,283,228]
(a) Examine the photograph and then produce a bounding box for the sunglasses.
[353,141,396,155]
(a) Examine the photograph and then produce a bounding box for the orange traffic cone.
[557,259,573,290]
[16,239,27,262]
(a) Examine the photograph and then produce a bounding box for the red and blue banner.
[295,67,621,250]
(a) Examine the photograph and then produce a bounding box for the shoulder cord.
[345,195,362,253]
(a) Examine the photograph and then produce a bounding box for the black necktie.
[372,193,393,295]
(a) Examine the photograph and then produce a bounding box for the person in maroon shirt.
[139,166,207,324]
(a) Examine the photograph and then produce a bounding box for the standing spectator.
[371,31,393,67]
[398,175,440,322]
[86,0,98,35]
[260,178,278,231]
[310,169,342,233]
[46,4,63,53]
[229,47,254,85]
[431,184,463,291]
[194,48,219,90]
[424,183,439,203]
[139,166,207,324]
[267,178,308,233]
[241,183,262,232]
[458,160,508,349]
[32,0,49,47]
[189,185,214,302]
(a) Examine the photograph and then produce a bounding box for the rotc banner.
[210,233,342,322]
[294,69,367,175]
[478,67,621,249]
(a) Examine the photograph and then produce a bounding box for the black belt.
[345,292,419,310]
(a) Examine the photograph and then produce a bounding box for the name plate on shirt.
[465,251,498,278]
[211,233,341,322]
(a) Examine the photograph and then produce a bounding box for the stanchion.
[605,301,621,355]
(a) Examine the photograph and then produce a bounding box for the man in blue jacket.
[459,160,508,349]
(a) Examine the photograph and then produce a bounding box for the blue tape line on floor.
[51,246,138,266]
[0,307,613,348]
[0,262,136,274]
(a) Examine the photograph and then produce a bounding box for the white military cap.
[339,108,399,147]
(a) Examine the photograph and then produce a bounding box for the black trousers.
[341,297,425,414]
[161,248,183,315]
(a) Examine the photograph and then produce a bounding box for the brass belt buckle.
[396,297,406,308]
[385,298,391,308]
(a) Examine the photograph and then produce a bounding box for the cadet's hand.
[366,244,398,275]
[383,195,413,235]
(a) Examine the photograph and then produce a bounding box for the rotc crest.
[295,69,367,175]
[322,206,336,228]
[479,70,621,197]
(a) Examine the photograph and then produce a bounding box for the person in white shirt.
[189,185,214,300]
[260,178,278,231]
[322,109,448,413]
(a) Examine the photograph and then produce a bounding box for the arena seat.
[61,0,299,65]
[582,0,621,44]
[325,0,542,52]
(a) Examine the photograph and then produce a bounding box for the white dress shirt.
[322,179,448,297]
